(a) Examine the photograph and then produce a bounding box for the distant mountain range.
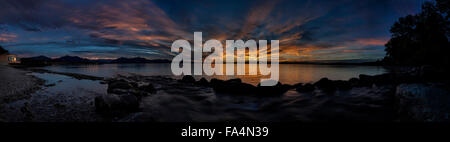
[18,55,383,66]
[19,55,171,66]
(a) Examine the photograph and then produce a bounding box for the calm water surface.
[39,63,387,85]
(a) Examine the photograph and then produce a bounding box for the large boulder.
[180,75,196,83]
[107,79,132,94]
[296,83,315,92]
[195,78,209,86]
[138,83,157,94]
[211,78,256,95]
[395,83,450,121]
[348,78,360,87]
[256,81,291,96]
[210,78,225,87]
[98,78,159,116]
[372,74,396,85]
[359,74,375,86]
[333,80,352,90]
[314,78,336,92]
[94,94,140,114]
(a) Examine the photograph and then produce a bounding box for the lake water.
[39,63,387,85]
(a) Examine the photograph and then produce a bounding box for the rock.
[95,94,120,112]
[127,89,146,100]
[44,83,56,87]
[119,94,140,110]
[20,102,33,121]
[130,82,139,88]
[210,78,225,87]
[225,78,242,84]
[53,103,66,109]
[314,78,336,92]
[372,74,395,85]
[282,84,293,91]
[95,94,140,114]
[256,81,291,96]
[196,78,209,86]
[108,88,129,94]
[107,80,132,94]
[212,78,256,95]
[98,77,147,115]
[359,74,374,86]
[292,83,303,88]
[395,83,450,121]
[296,83,315,92]
[333,80,352,90]
[180,75,196,83]
[139,83,157,94]
[348,78,360,87]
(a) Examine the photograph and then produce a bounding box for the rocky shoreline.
[1,65,449,122]
[0,66,44,105]
[94,66,450,122]
[0,66,45,122]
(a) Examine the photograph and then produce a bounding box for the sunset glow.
[0,0,424,62]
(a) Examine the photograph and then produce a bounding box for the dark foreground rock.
[206,78,290,96]
[256,81,292,96]
[314,78,336,92]
[89,68,450,122]
[95,94,140,115]
[296,83,315,92]
[6,64,450,122]
[395,83,450,121]
[95,78,157,115]
[195,78,209,86]
[212,78,256,95]
[180,75,196,83]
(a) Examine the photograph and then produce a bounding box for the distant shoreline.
[16,55,386,66]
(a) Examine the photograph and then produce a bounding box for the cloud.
[65,0,190,47]
[353,38,388,46]
[0,0,424,61]
[0,33,17,43]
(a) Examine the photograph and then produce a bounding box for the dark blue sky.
[0,0,425,61]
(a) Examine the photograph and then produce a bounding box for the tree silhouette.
[436,0,449,20]
[0,45,8,54]
[384,0,449,66]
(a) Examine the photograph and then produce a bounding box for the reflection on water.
[39,63,387,85]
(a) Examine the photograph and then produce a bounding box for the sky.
[0,0,425,61]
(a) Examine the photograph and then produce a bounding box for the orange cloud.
[237,0,279,39]
[66,0,188,47]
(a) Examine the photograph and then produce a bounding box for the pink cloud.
[354,38,388,46]
[0,33,17,43]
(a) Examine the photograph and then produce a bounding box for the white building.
[0,54,19,65]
